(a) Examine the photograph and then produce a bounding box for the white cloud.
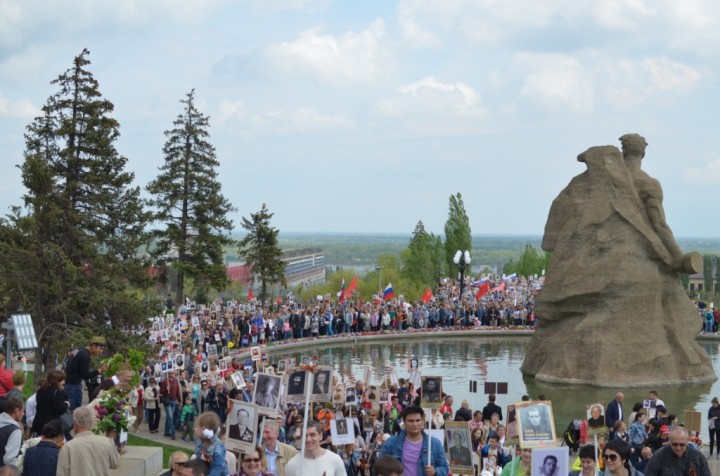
[293,107,354,131]
[397,1,443,48]
[264,20,391,85]
[589,0,655,30]
[0,0,230,48]
[217,99,248,123]
[599,57,699,109]
[216,100,353,136]
[0,94,39,119]
[517,54,595,113]
[376,76,484,118]
[683,159,720,185]
[642,57,699,93]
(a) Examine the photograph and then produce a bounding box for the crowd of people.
[0,272,716,476]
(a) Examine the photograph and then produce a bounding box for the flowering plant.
[93,387,135,435]
[16,436,42,471]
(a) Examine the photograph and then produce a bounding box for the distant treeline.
[226,232,720,270]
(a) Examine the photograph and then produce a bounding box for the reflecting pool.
[277,336,720,436]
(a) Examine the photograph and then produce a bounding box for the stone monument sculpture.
[521,134,716,386]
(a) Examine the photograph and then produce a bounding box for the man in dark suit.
[229,408,254,442]
[605,392,624,436]
[481,394,503,421]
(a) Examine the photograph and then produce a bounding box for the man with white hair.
[262,419,297,476]
[56,406,120,476]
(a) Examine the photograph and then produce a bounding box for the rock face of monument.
[521,140,716,387]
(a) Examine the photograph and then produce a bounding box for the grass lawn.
[22,370,34,399]
[127,434,192,468]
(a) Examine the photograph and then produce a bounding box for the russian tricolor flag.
[472,278,489,287]
[383,283,394,301]
[503,273,517,282]
[337,279,346,302]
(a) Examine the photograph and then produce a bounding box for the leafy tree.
[703,254,715,298]
[401,221,444,287]
[444,193,472,276]
[147,89,236,304]
[0,49,154,368]
[503,245,549,277]
[238,203,286,306]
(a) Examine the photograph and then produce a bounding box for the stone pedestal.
[110,446,163,476]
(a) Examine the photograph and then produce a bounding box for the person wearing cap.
[91,362,134,400]
[64,336,109,410]
[648,424,671,453]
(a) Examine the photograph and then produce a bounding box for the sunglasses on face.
[243,458,261,463]
[603,454,618,462]
[671,443,687,448]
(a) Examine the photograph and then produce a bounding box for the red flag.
[475,282,490,299]
[247,288,255,302]
[345,276,358,298]
[490,281,506,293]
[421,287,433,304]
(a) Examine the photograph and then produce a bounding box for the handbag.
[54,390,73,431]
[59,410,73,432]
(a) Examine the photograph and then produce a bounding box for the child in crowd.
[180,395,198,442]
[193,411,229,476]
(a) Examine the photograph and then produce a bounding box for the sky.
[1,0,719,237]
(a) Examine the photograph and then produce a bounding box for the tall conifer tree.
[237,204,286,306]
[147,89,235,304]
[1,49,152,360]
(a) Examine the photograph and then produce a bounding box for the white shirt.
[26,393,37,427]
[285,451,345,476]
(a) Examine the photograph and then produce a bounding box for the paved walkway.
[130,408,195,450]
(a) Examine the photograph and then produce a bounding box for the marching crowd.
[0,272,716,476]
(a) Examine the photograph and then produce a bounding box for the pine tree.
[237,204,286,306]
[1,49,153,364]
[444,193,472,274]
[147,89,236,304]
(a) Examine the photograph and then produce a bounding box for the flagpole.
[299,370,314,476]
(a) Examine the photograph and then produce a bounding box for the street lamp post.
[374,266,382,297]
[453,250,471,323]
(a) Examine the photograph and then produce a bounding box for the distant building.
[282,248,326,287]
[226,248,325,289]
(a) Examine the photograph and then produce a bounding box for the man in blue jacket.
[381,406,449,476]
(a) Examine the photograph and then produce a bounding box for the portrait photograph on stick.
[311,367,333,402]
[444,421,474,475]
[420,376,443,408]
[586,402,607,436]
[516,401,556,448]
[253,373,282,416]
[532,447,568,476]
[331,417,355,445]
[225,400,258,454]
[284,369,307,402]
